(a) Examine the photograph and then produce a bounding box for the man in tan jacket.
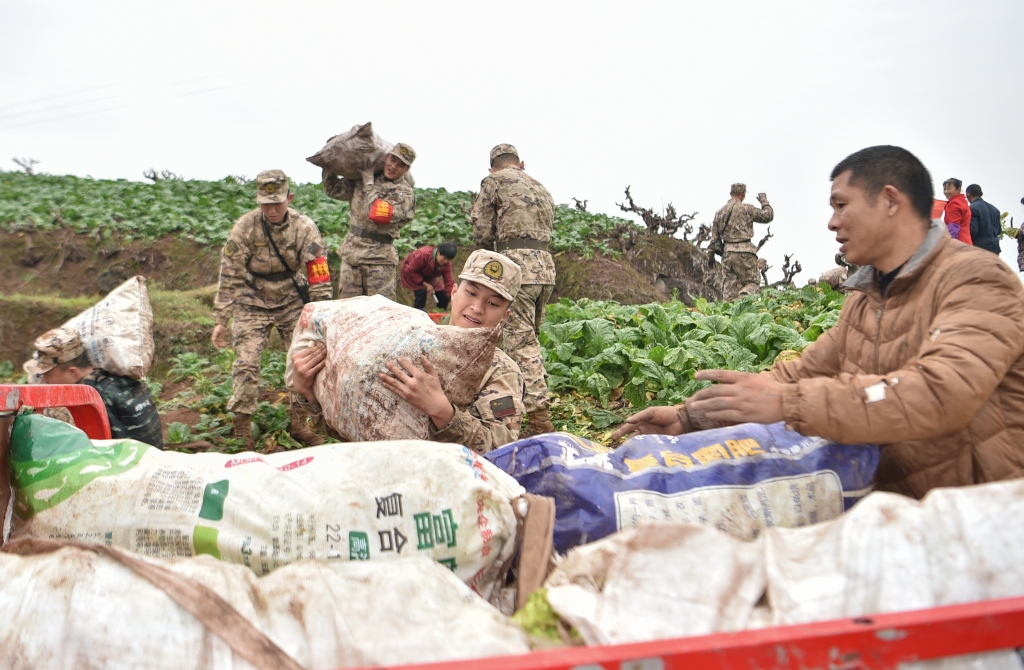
[615,145,1024,499]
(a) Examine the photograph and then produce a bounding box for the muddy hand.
[688,370,785,425]
[211,324,229,349]
[379,356,454,429]
[610,405,687,441]
[291,343,327,402]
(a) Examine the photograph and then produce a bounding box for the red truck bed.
[354,595,1024,670]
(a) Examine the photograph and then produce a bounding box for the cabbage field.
[0,170,623,258]
[0,170,846,448]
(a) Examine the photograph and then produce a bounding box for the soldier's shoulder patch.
[489,396,517,418]
[223,240,239,257]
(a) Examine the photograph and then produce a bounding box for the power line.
[0,83,237,132]
[0,75,222,121]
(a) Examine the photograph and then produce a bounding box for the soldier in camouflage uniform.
[25,326,164,448]
[322,143,417,300]
[291,250,527,453]
[213,170,334,448]
[470,144,556,436]
[709,183,774,300]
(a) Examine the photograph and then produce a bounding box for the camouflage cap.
[730,183,747,195]
[489,144,519,164]
[23,326,86,376]
[390,143,416,166]
[459,250,521,302]
[256,169,290,204]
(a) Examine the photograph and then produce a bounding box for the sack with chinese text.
[285,296,498,442]
[5,414,524,601]
[485,423,879,553]
[61,275,154,379]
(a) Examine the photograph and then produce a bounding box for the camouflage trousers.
[338,261,397,301]
[227,302,304,415]
[721,251,761,301]
[501,283,553,413]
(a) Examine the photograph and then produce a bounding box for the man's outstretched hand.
[610,405,687,441]
[610,370,786,442]
[291,342,327,403]
[687,370,785,425]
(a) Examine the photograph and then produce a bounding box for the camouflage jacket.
[430,348,525,453]
[215,208,332,325]
[471,166,556,285]
[323,170,416,266]
[83,370,164,448]
[711,199,774,254]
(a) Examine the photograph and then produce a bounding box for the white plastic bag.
[0,545,530,669]
[62,275,154,378]
[286,296,499,442]
[544,523,765,645]
[8,415,525,602]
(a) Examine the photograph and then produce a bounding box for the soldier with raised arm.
[471,144,556,436]
[322,143,417,300]
[710,183,774,300]
[213,170,333,448]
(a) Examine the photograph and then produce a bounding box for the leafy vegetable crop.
[0,171,633,258]
[540,284,845,410]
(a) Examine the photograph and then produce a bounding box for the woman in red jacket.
[400,242,457,310]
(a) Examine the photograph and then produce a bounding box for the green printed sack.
[7,415,525,600]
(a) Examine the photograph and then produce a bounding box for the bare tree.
[616,186,698,237]
[692,223,713,249]
[13,157,40,175]
[755,226,774,252]
[572,197,588,212]
[769,254,803,288]
[143,168,183,182]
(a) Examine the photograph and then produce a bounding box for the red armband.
[306,256,331,284]
[368,198,394,224]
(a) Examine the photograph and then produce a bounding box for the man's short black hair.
[56,352,92,372]
[943,178,963,190]
[830,146,934,221]
[490,153,520,168]
[965,184,983,198]
[437,242,457,259]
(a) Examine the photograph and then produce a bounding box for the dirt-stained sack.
[285,296,499,442]
[62,275,154,379]
[6,414,525,601]
[306,122,393,182]
[0,545,530,669]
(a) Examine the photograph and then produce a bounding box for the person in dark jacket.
[400,242,457,310]
[966,184,1002,254]
[24,326,164,448]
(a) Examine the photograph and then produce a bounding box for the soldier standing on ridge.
[212,170,334,449]
[322,143,417,300]
[471,144,556,436]
[710,183,774,300]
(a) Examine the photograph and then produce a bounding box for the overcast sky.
[3,1,1023,280]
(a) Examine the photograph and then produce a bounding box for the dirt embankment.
[0,228,714,369]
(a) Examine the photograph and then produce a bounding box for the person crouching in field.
[25,326,164,448]
[291,250,527,453]
[401,242,457,311]
[614,145,1024,499]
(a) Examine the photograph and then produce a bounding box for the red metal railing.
[357,595,1024,670]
